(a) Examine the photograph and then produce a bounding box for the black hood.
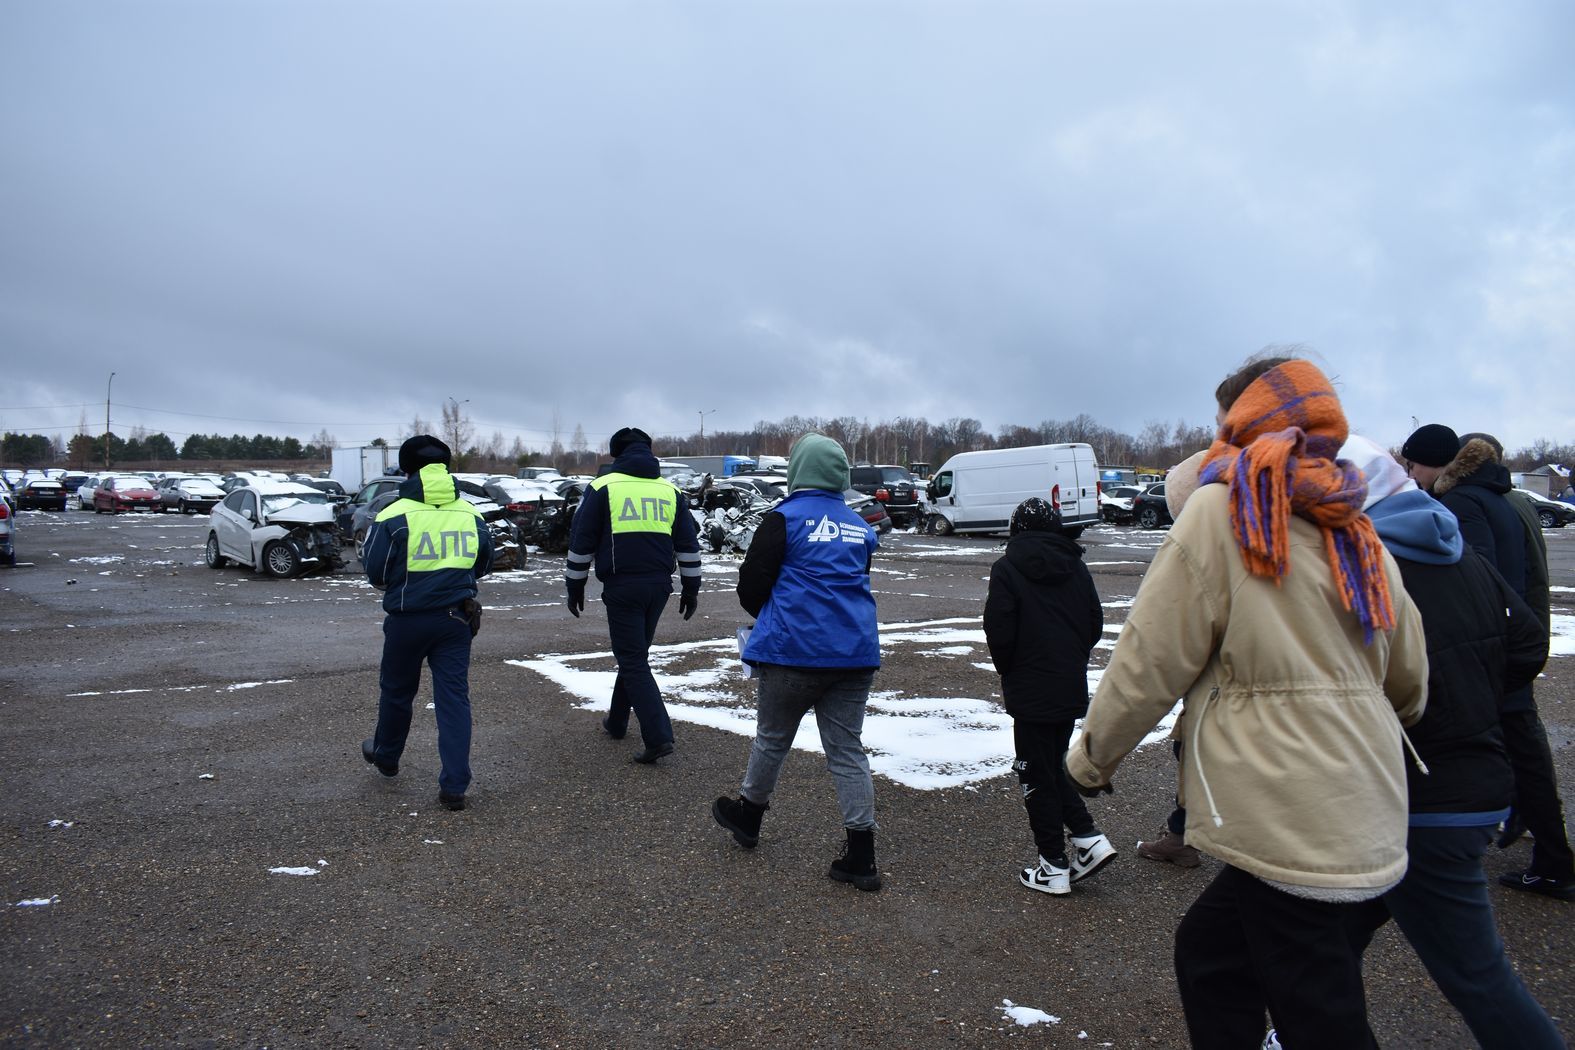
[608,441,661,480]
[1005,530,1084,583]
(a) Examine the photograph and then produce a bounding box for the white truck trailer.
[330,445,400,493]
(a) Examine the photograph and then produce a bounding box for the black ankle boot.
[712,795,768,848]
[829,828,881,892]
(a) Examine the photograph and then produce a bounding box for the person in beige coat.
[1067,356,1428,1049]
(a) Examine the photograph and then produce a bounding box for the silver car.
[205,482,344,578]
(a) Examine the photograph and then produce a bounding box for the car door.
[214,490,254,563]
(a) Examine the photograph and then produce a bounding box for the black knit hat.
[1400,424,1459,469]
[608,427,652,457]
[398,434,452,474]
[1010,497,1062,536]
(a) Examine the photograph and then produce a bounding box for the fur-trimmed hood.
[1433,438,1510,497]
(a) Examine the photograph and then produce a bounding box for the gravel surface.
[3,509,1572,1048]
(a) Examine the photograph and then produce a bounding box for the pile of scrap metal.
[687,477,781,554]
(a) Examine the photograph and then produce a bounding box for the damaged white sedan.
[204,481,345,578]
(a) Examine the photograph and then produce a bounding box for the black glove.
[566,581,585,618]
[679,590,698,621]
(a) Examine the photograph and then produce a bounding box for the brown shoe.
[1137,830,1201,868]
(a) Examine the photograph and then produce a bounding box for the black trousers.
[1175,865,1378,1050]
[1013,720,1097,864]
[1501,708,1575,879]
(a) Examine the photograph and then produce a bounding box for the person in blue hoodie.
[1341,436,1558,1049]
[360,435,494,811]
[711,433,883,891]
[565,427,702,764]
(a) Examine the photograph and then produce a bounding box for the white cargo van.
[924,443,1100,537]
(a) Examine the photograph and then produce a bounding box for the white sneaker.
[1262,1028,1282,1050]
[1069,833,1117,883]
[1019,856,1071,896]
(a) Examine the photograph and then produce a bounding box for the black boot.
[828,828,881,892]
[712,795,768,848]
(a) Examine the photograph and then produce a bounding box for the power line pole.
[105,371,116,469]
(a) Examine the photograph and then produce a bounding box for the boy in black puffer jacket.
[984,498,1110,895]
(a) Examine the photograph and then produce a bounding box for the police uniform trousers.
[602,578,674,749]
[371,606,473,796]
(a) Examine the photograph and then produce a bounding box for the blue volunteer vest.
[744,489,880,669]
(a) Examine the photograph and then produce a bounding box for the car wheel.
[926,513,953,536]
[263,540,302,578]
[205,533,229,569]
[179,499,190,515]
[354,528,369,563]
[1137,506,1161,529]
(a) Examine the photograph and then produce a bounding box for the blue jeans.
[740,665,877,830]
[371,608,473,796]
[1374,825,1563,1050]
[602,579,673,749]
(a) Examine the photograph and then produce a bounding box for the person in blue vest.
[360,435,493,811]
[711,433,884,892]
[565,427,702,764]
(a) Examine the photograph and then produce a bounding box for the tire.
[263,540,302,578]
[926,513,953,536]
[204,533,229,569]
[1137,506,1161,530]
[180,499,190,515]
[1539,510,1557,529]
[353,528,368,563]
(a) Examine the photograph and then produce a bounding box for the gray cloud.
[3,1,1571,455]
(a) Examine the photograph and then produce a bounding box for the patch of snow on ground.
[1550,613,1575,658]
[225,679,294,691]
[15,896,60,907]
[1000,999,1060,1026]
[268,866,319,876]
[69,555,123,564]
[47,820,73,828]
[918,645,976,657]
[512,619,1168,790]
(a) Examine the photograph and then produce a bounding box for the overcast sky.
[2,1,1570,459]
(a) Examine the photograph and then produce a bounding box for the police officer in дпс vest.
[360,435,493,811]
[565,427,702,764]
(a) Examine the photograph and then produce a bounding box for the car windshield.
[878,468,909,483]
[182,481,225,494]
[261,492,329,514]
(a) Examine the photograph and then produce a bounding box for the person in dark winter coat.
[983,497,1111,895]
[711,433,884,892]
[1340,436,1560,1048]
[360,435,494,811]
[565,427,702,764]
[1405,425,1574,899]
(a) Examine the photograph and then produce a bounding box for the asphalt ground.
[3,508,1573,1049]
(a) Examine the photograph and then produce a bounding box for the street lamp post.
[105,371,116,469]
[698,409,715,453]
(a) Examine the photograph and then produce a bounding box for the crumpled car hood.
[266,505,337,527]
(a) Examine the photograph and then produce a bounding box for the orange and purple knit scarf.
[1198,360,1395,644]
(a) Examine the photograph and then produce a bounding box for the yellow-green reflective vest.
[377,499,483,573]
[593,473,678,536]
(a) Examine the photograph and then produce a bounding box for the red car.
[94,475,161,514]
